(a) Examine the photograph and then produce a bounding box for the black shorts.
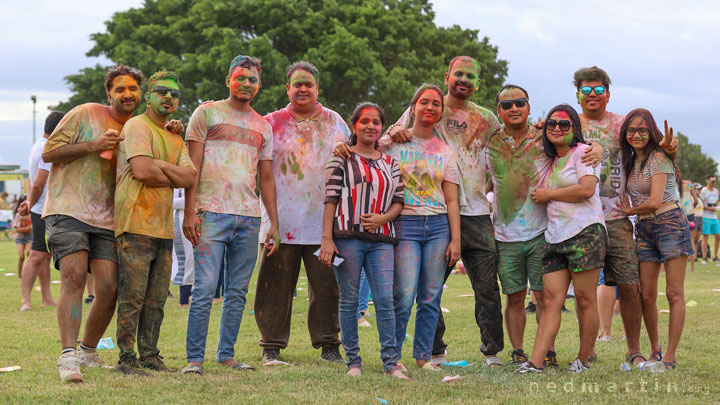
[542,223,607,274]
[30,212,48,253]
[45,215,117,271]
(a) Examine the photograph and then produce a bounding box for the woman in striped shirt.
[319,102,408,379]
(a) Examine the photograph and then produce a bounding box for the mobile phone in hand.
[313,248,346,267]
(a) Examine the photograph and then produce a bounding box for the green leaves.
[52,0,507,124]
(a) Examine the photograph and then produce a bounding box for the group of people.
[24,53,693,383]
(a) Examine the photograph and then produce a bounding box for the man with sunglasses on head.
[573,66,677,366]
[182,55,280,374]
[699,175,720,263]
[113,70,196,375]
[488,85,602,367]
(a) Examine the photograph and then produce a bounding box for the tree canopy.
[675,132,718,184]
[52,0,507,123]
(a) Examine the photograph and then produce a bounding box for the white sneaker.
[430,356,447,366]
[568,358,590,373]
[77,349,112,369]
[58,352,83,383]
[596,335,611,342]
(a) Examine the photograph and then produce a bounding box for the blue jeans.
[186,212,259,363]
[334,239,398,372]
[358,270,370,318]
[393,214,450,361]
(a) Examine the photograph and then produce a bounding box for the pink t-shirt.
[544,143,605,243]
[185,100,273,217]
[380,134,460,216]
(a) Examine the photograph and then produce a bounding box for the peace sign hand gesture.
[659,119,678,155]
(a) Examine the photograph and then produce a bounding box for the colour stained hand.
[360,213,386,232]
[581,142,604,167]
[389,127,412,143]
[534,120,545,130]
[318,237,339,266]
[182,212,202,247]
[531,188,551,203]
[264,222,281,257]
[333,142,351,159]
[91,129,123,152]
[165,119,185,135]
[659,120,677,155]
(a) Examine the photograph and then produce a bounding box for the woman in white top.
[518,104,606,374]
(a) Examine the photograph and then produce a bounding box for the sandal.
[650,349,663,362]
[484,356,504,368]
[230,362,256,371]
[663,361,676,369]
[420,362,441,371]
[181,364,203,375]
[625,352,646,365]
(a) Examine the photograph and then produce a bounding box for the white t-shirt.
[28,137,51,215]
[544,143,605,243]
[700,187,719,219]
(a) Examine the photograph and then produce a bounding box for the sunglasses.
[626,127,650,137]
[151,86,181,99]
[499,98,528,110]
[546,119,572,131]
[580,86,605,95]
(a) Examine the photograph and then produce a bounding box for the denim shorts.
[15,233,32,245]
[636,207,694,263]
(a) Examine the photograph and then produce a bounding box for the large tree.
[52,0,507,123]
[675,132,718,184]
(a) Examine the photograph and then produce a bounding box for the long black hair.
[347,102,386,149]
[14,194,27,217]
[406,83,445,128]
[541,103,585,158]
[620,108,681,191]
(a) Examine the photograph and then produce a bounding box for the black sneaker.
[516,361,544,374]
[713,257,719,262]
[561,305,572,314]
[543,350,558,367]
[320,346,344,363]
[139,355,176,372]
[525,302,536,314]
[509,349,528,364]
[262,348,280,363]
[84,295,95,304]
[115,359,149,376]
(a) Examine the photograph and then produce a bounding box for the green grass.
[0,240,718,404]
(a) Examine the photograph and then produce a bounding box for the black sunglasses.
[546,119,572,132]
[499,98,528,110]
[151,86,181,99]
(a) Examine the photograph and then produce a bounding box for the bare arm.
[182,141,205,246]
[443,181,461,265]
[258,160,280,256]
[620,174,668,216]
[154,159,196,189]
[318,202,339,266]
[43,129,123,164]
[19,169,49,215]
[128,156,174,187]
[533,175,598,203]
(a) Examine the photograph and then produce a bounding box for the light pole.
[31,95,37,143]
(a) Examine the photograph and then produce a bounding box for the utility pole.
[31,95,37,143]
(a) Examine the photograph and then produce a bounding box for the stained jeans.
[185,212,259,363]
[394,214,450,361]
[116,233,173,363]
[334,239,398,372]
[358,271,370,318]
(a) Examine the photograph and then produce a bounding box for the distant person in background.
[171,188,194,307]
[18,111,63,310]
[692,183,704,264]
[0,192,11,241]
[13,195,32,278]
[699,175,719,264]
[0,191,11,209]
[680,180,698,271]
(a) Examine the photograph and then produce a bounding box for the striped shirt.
[324,152,404,244]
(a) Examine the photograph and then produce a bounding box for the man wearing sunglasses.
[114,70,196,375]
[573,66,677,366]
[488,85,602,366]
[382,56,506,367]
[182,55,280,374]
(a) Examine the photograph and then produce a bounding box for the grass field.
[0,240,718,404]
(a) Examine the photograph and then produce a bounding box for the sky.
[1,0,719,174]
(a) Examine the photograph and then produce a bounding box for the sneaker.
[262,348,280,363]
[58,352,83,383]
[701,259,707,265]
[76,348,112,369]
[568,358,590,373]
[596,335,611,342]
[115,359,150,376]
[561,305,572,314]
[509,349,528,364]
[320,346,344,363]
[543,350,558,367]
[430,354,447,366]
[140,355,176,372]
[525,302,536,314]
[84,295,95,304]
[516,361,543,374]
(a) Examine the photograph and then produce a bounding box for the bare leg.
[57,251,89,348]
[86,272,95,298]
[597,285,615,339]
[505,290,527,350]
[702,234,709,260]
[662,256,687,364]
[80,259,117,347]
[17,243,26,278]
[714,234,720,259]
[618,284,643,363]
[528,270,570,367]
[21,250,53,309]
[38,254,56,306]
[571,268,601,362]
[639,261,662,354]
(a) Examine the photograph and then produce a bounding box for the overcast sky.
[2,0,718,176]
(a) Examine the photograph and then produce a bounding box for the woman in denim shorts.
[518,104,606,374]
[618,108,693,369]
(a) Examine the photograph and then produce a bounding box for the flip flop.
[181,364,203,374]
[650,349,663,362]
[230,362,256,371]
